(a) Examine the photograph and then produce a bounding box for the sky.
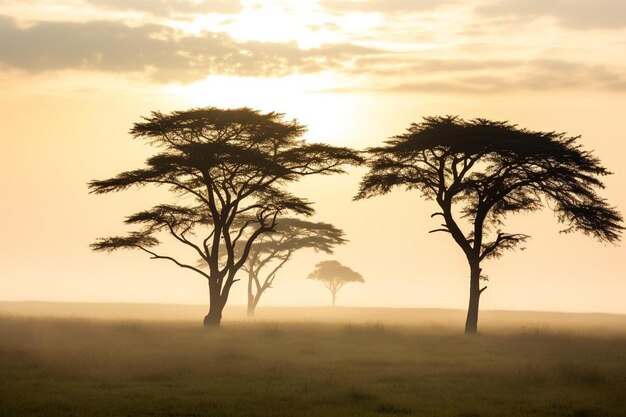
[1,0,625,314]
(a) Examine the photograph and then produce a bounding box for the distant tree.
[89,107,363,327]
[356,116,623,334]
[241,218,346,316]
[307,260,364,306]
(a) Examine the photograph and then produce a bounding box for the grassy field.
[1,303,625,417]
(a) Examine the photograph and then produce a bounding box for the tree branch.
[136,246,210,280]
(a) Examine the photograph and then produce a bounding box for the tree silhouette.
[356,116,623,334]
[307,260,364,306]
[89,107,363,327]
[239,218,346,316]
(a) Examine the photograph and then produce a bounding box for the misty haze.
[1,1,626,416]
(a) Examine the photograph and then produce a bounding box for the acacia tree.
[307,260,364,306]
[89,107,362,327]
[239,218,346,317]
[356,116,623,334]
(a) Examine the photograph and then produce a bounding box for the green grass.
[1,315,625,417]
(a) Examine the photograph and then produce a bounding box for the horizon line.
[2,299,625,317]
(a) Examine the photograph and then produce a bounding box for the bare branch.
[136,246,210,280]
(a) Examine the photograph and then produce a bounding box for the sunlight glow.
[1,0,625,318]
[163,72,364,145]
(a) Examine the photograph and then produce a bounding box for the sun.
[164,72,364,145]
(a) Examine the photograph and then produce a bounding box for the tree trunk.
[247,270,255,318]
[247,291,264,318]
[204,282,224,328]
[203,307,222,327]
[246,302,256,318]
[464,262,482,334]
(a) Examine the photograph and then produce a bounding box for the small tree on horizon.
[356,116,623,334]
[89,107,363,327]
[307,260,364,306]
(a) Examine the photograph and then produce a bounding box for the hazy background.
[1,0,625,313]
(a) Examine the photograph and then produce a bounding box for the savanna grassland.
[1,303,625,417]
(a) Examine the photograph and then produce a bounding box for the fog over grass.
[1,303,625,417]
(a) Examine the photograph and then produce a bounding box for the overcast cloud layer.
[1,0,626,92]
[477,0,626,30]
[319,0,456,14]
[321,0,626,30]
[84,0,242,17]
[0,16,377,82]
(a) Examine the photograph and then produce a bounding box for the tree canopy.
[356,116,623,333]
[308,260,364,306]
[90,107,363,326]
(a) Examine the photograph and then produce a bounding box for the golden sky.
[1,0,625,313]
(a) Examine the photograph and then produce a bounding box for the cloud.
[0,16,377,82]
[350,56,519,76]
[83,0,242,17]
[2,13,624,94]
[328,58,626,94]
[319,0,455,14]
[477,0,626,30]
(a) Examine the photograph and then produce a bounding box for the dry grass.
[1,304,625,416]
